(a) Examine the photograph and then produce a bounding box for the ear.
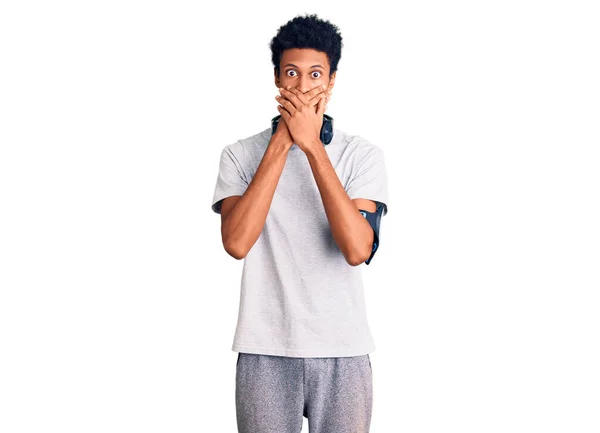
[274,67,281,88]
[328,71,336,90]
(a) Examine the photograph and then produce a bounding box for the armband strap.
[358,201,384,265]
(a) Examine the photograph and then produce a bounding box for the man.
[211,13,388,433]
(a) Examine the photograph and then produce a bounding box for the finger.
[314,94,328,113]
[316,94,327,117]
[308,92,329,109]
[277,104,291,121]
[286,86,311,107]
[304,84,327,101]
[280,86,306,109]
[308,86,332,108]
[275,95,296,115]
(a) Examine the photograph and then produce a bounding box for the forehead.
[280,48,329,69]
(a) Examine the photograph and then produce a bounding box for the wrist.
[303,139,326,158]
[269,133,293,153]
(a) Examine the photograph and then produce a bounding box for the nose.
[298,77,312,94]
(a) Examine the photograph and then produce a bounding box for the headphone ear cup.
[320,114,334,145]
[271,115,281,136]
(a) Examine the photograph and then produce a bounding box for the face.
[274,48,336,94]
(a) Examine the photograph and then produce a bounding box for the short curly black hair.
[269,13,343,79]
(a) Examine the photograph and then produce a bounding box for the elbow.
[345,249,369,267]
[345,243,372,267]
[223,239,247,260]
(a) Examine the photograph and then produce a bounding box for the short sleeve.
[346,145,389,216]
[211,144,248,214]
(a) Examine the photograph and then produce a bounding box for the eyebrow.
[284,63,325,70]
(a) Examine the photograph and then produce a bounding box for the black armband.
[358,201,385,265]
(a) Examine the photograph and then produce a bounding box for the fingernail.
[286,85,291,90]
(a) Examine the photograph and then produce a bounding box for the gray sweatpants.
[235,352,373,433]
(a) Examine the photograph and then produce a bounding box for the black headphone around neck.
[270,114,334,145]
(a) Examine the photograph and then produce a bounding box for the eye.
[286,70,297,77]
[312,71,321,78]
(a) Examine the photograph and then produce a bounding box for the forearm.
[222,137,289,258]
[304,143,374,265]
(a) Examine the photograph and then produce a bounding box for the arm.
[304,144,376,266]
[218,87,329,259]
[219,134,291,260]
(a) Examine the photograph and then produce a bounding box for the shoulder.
[334,128,385,162]
[220,127,271,159]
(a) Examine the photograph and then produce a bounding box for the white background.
[1,1,599,432]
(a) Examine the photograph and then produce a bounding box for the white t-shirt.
[211,126,389,357]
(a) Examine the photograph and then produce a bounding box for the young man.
[211,14,388,433]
